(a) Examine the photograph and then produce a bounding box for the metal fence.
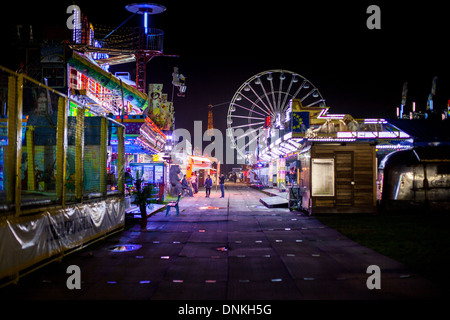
[0,65,125,217]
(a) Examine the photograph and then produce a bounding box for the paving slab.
[187,229,228,243]
[0,182,445,300]
[151,280,227,300]
[227,279,303,300]
[259,196,289,208]
[228,256,292,282]
[294,278,374,300]
[178,242,229,258]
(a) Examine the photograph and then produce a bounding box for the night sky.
[1,0,449,141]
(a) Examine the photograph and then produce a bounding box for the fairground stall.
[0,4,176,287]
[257,99,412,214]
[169,135,220,189]
[0,65,126,286]
[128,160,168,201]
[66,5,175,202]
[187,155,220,187]
[225,69,446,214]
[377,119,450,213]
[378,146,450,213]
[67,51,169,200]
[108,114,168,206]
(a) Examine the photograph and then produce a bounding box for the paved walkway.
[0,183,443,300]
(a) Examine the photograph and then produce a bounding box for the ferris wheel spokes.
[278,79,307,114]
[279,75,295,114]
[239,90,271,116]
[239,129,265,151]
[227,70,326,164]
[300,88,317,103]
[230,102,267,117]
[245,83,273,115]
[268,75,277,113]
[277,74,285,113]
[304,99,326,108]
[228,121,265,130]
[255,76,276,115]
[231,127,262,140]
[230,114,265,121]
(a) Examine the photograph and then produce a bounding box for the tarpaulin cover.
[0,197,124,279]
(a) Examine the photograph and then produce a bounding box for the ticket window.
[311,159,335,197]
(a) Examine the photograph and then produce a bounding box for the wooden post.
[26,126,35,191]
[75,107,84,201]
[6,74,23,215]
[117,125,125,194]
[56,97,68,205]
[100,117,107,196]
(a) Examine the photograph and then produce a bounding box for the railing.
[85,26,164,53]
[140,27,164,52]
[0,65,126,217]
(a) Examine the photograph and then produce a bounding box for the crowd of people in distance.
[179,172,226,198]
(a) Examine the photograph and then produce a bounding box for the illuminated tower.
[207,104,214,136]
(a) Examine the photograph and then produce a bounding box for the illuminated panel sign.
[336,131,410,139]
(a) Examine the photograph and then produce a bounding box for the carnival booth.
[379,146,450,212]
[187,155,219,187]
[259,99,412,214]
[128,161,168,202]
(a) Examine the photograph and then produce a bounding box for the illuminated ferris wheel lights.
[227,70,325,164]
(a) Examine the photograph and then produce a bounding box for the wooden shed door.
[335,152,354,206]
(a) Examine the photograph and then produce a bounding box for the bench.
[165,193,181,216]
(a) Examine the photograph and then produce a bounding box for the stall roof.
[388,119,450,145]
[188,155,212,163]
[413,146,450,163]
[380,146,450,169]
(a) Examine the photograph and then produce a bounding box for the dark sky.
[2,0,449,138]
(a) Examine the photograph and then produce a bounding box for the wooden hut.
[298,142,377,214]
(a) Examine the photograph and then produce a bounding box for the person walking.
[190,172,198,194]
[205,174,212,198]
[219,173,225,198]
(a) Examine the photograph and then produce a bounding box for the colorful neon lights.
[145,116,166,139]
[316,108,346,120]
[144,12,148,34]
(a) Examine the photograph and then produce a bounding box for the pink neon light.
[316,108,346,120]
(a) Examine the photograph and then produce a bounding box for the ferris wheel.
[226,69,326,163]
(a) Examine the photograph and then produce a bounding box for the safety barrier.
[0,65,127,286]
[0,65,126,217]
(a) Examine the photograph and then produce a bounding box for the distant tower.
[207,104,214,136]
